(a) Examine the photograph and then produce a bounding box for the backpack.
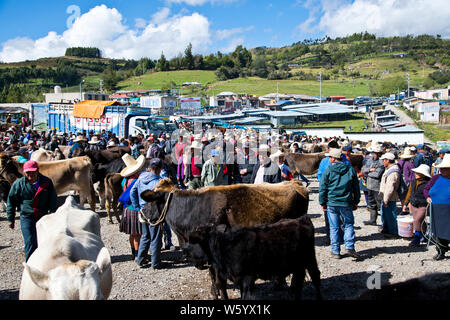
[148,143,161,159]
[423,153,433,168]
[386,167,408,200]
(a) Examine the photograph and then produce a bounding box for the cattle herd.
[0,126,448,301]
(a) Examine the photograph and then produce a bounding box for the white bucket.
[397,216,414,238]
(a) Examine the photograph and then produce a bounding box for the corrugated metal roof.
[379,120,401,127]
[387,125,424,132]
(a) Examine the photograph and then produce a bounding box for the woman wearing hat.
[118,154,146,261]
[397,147,416,214]
[403,164,431,247]
[423,154,450,260]
[87,135,102,152]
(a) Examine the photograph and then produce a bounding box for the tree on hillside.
[370,76,407,96]
[252,55,268,78]
[102,66,119,91]
[184,43,195,70]
[231,45,252,69]
[156,53,170,71]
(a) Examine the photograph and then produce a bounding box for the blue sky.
[1,0,449,62]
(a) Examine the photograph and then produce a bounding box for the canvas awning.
[73,100,121,119]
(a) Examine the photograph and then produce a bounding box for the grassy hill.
[116,54,442,98]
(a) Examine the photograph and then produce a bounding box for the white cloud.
[215,26,254,41]
[298,0,450,38]
[0,5,214,63]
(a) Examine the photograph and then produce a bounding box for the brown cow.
[285,152,327,176]
[0,154,96,211]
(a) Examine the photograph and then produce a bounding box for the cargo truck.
[47,102,176,138]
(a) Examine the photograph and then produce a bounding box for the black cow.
[140,179,309,299]
[187,216,322,300]
[0,179,11,203]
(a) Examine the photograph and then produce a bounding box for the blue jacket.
[317,155,351,182]
[130,172,162,211]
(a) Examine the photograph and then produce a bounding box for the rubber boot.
[364,209,378,226]
[409,231,421,247]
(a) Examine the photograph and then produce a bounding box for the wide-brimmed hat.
[258,144,271,153]
[120,154,146,178]
[368,144,383,153]
[380,152,395,161]
[399,147,414,159]
[190,141,202,149]
[435,154,450,168]
[73,135,87,143]
[107,141,116,148]
[88,136,101,145]
[326,148,342,159]
[270,150,285,160]
[412,164,431,178]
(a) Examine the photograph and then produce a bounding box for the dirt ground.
[0,176,449,300]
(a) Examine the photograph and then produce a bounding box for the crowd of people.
[2,122,449,269]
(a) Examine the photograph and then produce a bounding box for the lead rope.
[143,191,174,227]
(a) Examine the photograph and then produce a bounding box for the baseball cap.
[416,144,424,149]
[150,158,163,169]
[380,153,395,161]
[23,160,39,173]
[327,148,342,159]
[211,149,220,157]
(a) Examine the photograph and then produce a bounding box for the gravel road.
[1,177,448,300]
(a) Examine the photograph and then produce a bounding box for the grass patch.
[400,106,450,142]
[118,70,217,91]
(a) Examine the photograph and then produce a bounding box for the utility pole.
[407,73,410,99]
[319,72,322,102]
[276,82,279,102]
[99,80,103,93]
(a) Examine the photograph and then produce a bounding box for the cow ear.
[23,263,49,290]
[140,190,160,202]
[96,247,111,276]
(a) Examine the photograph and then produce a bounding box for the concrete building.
[414,86,450,100]
[44,87,109,104]
[417,101,440,122]
[140,95,177,116]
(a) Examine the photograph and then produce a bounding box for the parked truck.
[47,102,177,138]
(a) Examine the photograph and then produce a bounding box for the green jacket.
[319,161,360,208]
[7,175,58,223]
[201,159,226,187]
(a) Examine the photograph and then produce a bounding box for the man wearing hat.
[362,144,385,226]
[424,154,450,260]
[237,141,257,184]
[378,152,401,238]
[201,149,226,187]
[184,141,203,190]
[6,160,57,261]
[130,158,167,269]
[319,148,361,259]
[87,135,102,152]
[250,145,282,185]
[68,135,87,158]
[432,148,449,176]
[45,135,59,152]
[413,144,433,168]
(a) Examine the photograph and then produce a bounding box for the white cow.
[19,196,113,300]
